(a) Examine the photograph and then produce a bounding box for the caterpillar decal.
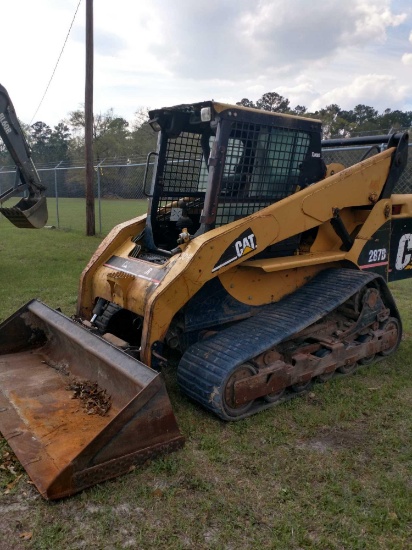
[389,218,412,281]
[212,228,257,272]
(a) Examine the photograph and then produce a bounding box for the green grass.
[46,197,148,237]
[0,199,411,549]
[0,198,148,318]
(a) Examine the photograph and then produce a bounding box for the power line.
[30,0,83,125]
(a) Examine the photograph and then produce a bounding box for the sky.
[2,0,412,128]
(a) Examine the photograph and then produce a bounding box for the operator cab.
[140,101,325,259]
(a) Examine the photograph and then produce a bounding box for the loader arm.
[0,83,48,228]
[78,135,406,366]
[141,143,401,361]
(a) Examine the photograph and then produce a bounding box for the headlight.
[200,107,212,122]
[149,118,161,132]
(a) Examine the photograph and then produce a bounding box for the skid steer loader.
[0,84,48,228]
[0,95,411,499]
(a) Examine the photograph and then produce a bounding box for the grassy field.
[0,199,148,318]
[45,197,149,239]
[0,198,411,549]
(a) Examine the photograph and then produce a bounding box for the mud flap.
[0,196,48,228]
[0,300,184,499]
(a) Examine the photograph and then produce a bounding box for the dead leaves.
[4,474,23,494]
[1,449,24,494]
[67,379,112,416]
[0,450,20,475]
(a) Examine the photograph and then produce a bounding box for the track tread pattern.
[177,268,378,420]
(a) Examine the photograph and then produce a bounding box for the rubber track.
[177,268,379,420]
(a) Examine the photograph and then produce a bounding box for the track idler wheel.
[223,363,257,417]
[379,317,401,357]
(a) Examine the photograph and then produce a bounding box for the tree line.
[237,92,412,139]
[0,91,411,170]
[0,106,159,199]
[0,107,157,169]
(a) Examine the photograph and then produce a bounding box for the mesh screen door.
[215,123,310,226]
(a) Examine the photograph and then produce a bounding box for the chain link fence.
[0,144,411,232]
[322,143,412,194]
[0,158,152,233]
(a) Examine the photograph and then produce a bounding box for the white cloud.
[349,2,406,44]
[275,82,318,110]
[145,0,408,81]
[310,74,410,111]
[1,0,411,126]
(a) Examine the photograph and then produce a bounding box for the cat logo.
[395,233,412,270]
[235,233,256,258]
[212,229,257,272]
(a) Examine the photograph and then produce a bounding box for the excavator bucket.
[0,196,48,229]
[0,300,184,500]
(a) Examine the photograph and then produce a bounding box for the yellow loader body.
[0,99,410,498]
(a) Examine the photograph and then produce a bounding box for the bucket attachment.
[0,300,184,499]
[0,196,48,228]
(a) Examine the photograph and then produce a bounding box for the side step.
[0,300,184,499]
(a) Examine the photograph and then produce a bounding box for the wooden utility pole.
[85,0,95,235]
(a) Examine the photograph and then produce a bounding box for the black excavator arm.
[0,83,48,228]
